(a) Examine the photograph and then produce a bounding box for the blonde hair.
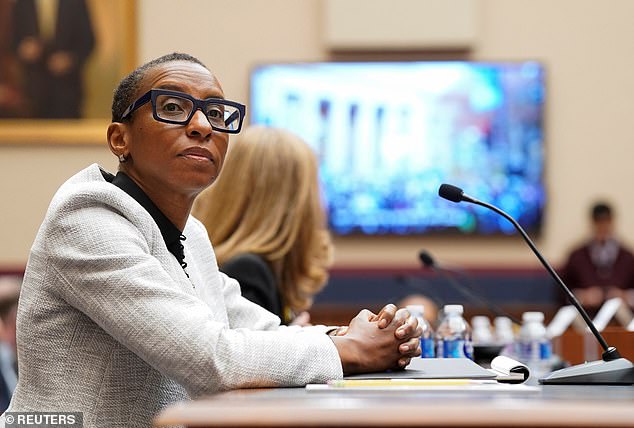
[195,126,333,312]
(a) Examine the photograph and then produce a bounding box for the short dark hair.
[111,52,208,122]
[591,201,613,221]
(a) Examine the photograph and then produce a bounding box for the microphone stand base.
[539,357,634,385]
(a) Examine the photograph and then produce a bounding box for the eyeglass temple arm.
[121,92,151,120]
[224,110,240,127]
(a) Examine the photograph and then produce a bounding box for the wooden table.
[154,381,634,428]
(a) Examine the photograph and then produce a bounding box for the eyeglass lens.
[155,94,241,130]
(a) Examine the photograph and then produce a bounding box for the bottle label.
[464,339,474,360]
[517,341,533,361]
[518,340,551,361]
[540,341,552,360]
[421,337,435,358]
[439,339,466,358]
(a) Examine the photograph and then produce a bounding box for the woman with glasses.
[196,126,333,326]
[2,53,421,427]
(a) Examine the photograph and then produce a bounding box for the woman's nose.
[186,108,213,139]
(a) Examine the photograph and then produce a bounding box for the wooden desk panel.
[154,384,634,428]
[553,328,634,365]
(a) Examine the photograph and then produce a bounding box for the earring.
[118,153,127,162]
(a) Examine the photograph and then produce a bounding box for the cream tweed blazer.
[2,164,342,427]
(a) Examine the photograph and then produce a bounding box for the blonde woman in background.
[196,126,333,325]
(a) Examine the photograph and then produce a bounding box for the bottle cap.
[494,316,512,327]
[443,304,463,314]
[494,317,513,333]
[522,311,544,323]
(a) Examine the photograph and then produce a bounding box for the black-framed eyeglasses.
[120,89,246,134]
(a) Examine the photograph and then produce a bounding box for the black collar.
[102,170,188,273]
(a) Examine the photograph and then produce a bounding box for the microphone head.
[438,184,464,203]
[418,250,436,268]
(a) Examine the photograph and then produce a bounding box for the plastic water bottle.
[493,316,517,359]
[406,305,435,358]
[471,315,494,345]
[494,316,515,346]
[435,304,473,359]
[517,311,552,375]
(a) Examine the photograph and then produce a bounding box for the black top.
[101,169,188,273]
[221,253,287,323]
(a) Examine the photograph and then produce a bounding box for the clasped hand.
[329,304,422,375]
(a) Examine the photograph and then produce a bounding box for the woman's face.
[121,61,230,202]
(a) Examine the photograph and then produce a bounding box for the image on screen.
[250,61,545,236]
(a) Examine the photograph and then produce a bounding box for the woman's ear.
[107,122,129,162]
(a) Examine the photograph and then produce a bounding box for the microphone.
[439,183,634,385]
[418,249,522,326]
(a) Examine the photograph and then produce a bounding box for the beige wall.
[1,0,633,270]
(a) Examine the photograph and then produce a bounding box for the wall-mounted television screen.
[249,61,545,236]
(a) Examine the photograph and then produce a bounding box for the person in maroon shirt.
[559,202,634,310]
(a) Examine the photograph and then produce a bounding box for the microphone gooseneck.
[438,183,634,384]
[438,183,613,355]
[418,249,522,325]
[438,184,634,385]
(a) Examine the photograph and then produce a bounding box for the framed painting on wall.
[0,0,137,145]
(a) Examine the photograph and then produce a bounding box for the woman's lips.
[180,147,214,163]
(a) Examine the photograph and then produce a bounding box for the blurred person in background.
[559,201,634,310]
[196,126,333,326]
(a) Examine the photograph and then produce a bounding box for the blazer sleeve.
[36,191,342,397]
[221,253,284,319]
